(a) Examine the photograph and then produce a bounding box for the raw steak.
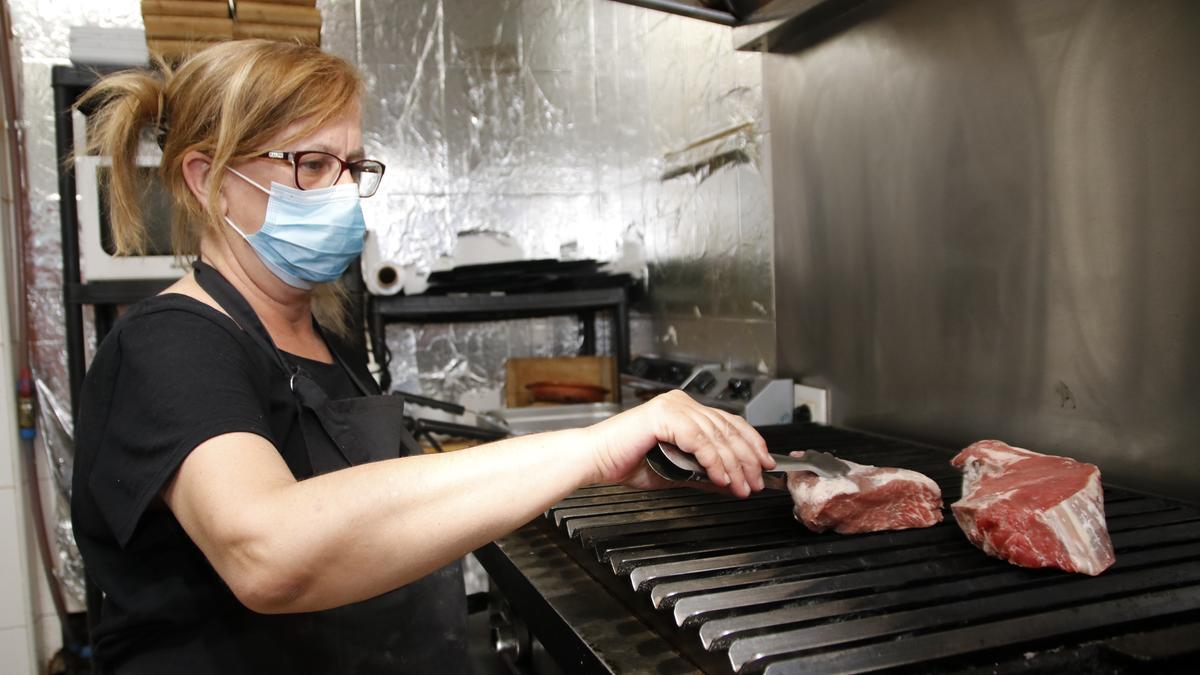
[950,440,1115,576]
[786,452,943,534]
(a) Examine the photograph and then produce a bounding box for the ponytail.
[75,59,173,255]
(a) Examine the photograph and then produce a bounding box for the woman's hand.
[587,390,776,497]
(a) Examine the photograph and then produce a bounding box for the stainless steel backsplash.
[767,0,1200,502]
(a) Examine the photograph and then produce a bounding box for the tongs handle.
[646,441,850,483]
[391,390,465,416]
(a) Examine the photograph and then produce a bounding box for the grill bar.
[604,493,1158,576]
[762,584,1200,674]
[701,535,1200,651]
[597,518,802,563]
[728,546,1200,671]
[537,423,1200,672]
[644,504,1198,605]
[647,536,967,606]
[564,495,793,537]
[577,506,792,547]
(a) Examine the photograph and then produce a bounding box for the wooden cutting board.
[505,356,618,408]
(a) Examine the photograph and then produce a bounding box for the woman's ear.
[181,150,225,213]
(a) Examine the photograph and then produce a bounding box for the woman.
[70,40,772,674]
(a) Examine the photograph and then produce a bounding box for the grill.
[476,423,1200,674]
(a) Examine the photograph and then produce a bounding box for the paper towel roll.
[361,231,405,296]
[365,262,404,296]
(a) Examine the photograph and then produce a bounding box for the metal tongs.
[645,440,851,483]
[391,390,510,433]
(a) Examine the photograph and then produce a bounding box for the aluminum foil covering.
[319,0,776,399]
[386,316,586,405]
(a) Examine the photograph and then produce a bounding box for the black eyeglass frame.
[258,150,387,197]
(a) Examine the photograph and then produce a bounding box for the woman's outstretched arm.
[162,390,774,614]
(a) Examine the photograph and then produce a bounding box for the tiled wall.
[1,133,35,671]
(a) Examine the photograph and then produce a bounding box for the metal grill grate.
[543,424,1200,673]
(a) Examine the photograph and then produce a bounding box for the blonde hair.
[77,40,364,335]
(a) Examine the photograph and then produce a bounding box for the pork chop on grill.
[786,452,944,534]
[950,440,1116,576]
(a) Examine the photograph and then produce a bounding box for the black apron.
[193,261,469,674]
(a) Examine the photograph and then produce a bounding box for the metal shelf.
[65,279,176,305]
[373,288,626,322]
[369,287,631,392]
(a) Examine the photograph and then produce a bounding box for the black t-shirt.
[71,293,384,674]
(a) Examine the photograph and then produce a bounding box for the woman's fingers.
[691,408,753,492]
[705,409,767,489]
[656,392,770,497]
[591,389,773,497]
[710,408,774,481]
[692,432,750,495]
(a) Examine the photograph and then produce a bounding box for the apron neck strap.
[193,260,294,376]
[311,320,377,397]
[193,260,376,397]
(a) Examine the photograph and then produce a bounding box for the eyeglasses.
[258,150,386,198]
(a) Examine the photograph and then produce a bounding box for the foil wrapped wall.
[320,0,777,399]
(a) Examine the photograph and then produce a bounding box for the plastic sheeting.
[34,379,86,606]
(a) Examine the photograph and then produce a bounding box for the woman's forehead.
[273,108,363,152]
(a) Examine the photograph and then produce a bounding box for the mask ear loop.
[226,165,272,195]
[222,167,269,239]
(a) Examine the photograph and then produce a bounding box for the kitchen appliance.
[475,423,1200,674]
[620,354,719,404]
[681,369,794,426]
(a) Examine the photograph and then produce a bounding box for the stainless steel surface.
[680,370,794,424]
[732,0,871,52]
[629,314,776,375]
[498,402,621,435]
[767,0,1200,504]
[607,0,738,25]
[648,441,848,482]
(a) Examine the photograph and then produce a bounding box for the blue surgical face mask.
[224,166,366,289]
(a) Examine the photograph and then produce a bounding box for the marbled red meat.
[950,440,1115,576]
[786,452,943,534]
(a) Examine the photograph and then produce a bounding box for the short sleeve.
[87,307,274,547]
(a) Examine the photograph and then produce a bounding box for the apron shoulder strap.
[313,321,379,398]
[193,260,295,377]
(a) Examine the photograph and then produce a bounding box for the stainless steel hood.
[606,1,758,26]
[607,0,877,52]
